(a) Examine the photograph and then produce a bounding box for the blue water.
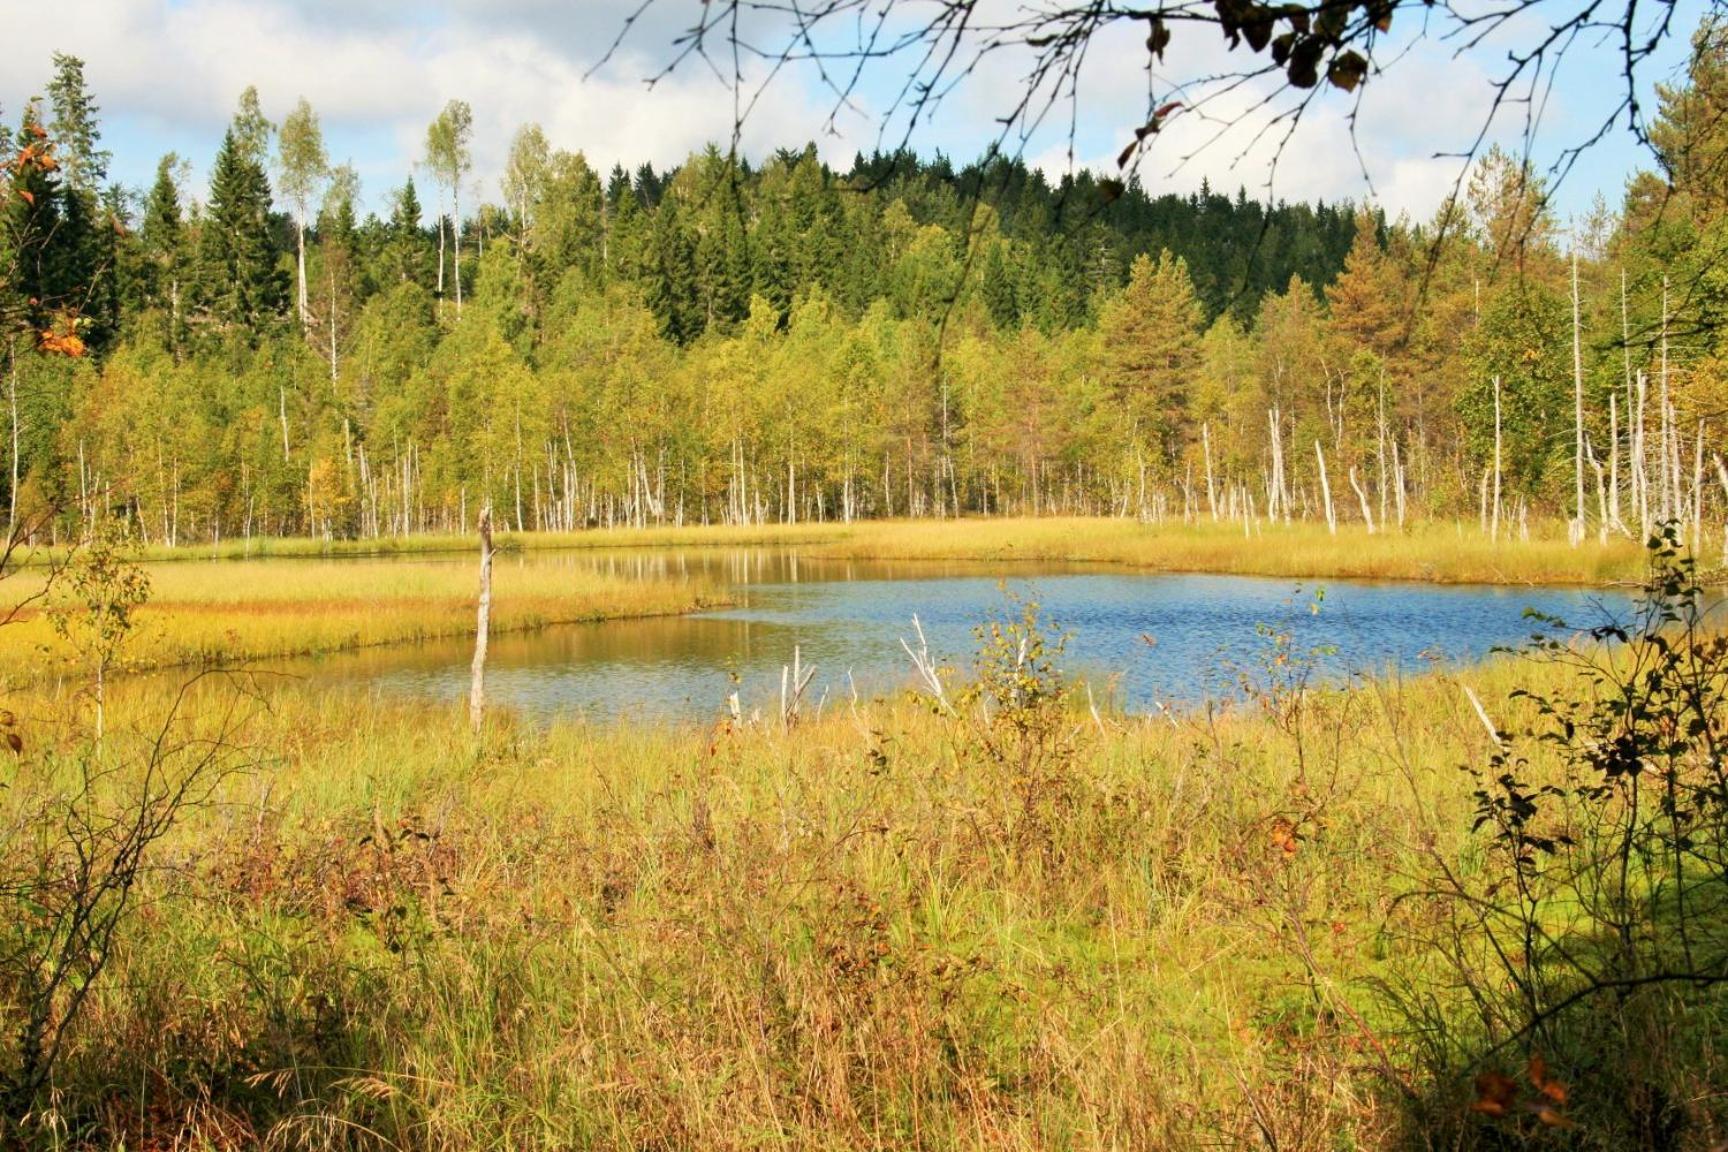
[268,551,1635,725]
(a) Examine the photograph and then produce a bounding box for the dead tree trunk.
[469,503,494,734]
[1348,466,1375,534]
[1315,441,1336,534]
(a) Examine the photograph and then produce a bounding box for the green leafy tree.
[48,525,149,743]
[276,97,329,328]
[424,99,473,316]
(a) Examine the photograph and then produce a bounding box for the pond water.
[250,549,1637,726]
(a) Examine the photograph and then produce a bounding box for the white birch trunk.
[469,503,493,733]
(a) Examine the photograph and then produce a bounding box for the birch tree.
[276,98,329,330]
[425,100,474,318]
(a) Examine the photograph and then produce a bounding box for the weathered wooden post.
[469,502,493,734]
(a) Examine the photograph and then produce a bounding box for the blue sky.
[0,0,1709,225]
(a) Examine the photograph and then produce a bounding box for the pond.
[247,549,1637,726]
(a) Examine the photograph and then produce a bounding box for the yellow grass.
[0,555,722,685]
[3,642,1670,1149]
[801,517,1650,584]
[134,517,1650,585]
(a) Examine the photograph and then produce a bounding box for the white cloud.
[0,0,853,212]
[0,0,1694,221]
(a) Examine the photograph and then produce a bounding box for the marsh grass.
[105,516,1648,586]
[0,525,1715,1149]
[804,517,1649,586]
[7,638,1683,1151]
[0,557,721,686]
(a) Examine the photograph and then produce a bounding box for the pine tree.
[1325,210,1406,360]
[1097,251,1204,463]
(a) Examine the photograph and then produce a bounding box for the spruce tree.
[385,178,428,287]
[138,154,186,343]
[199,127,286,333]
[646,196,699,343]
[43,54,118,349]
[46,53,109,194]
[981,241,1020,330]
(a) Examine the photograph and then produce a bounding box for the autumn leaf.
[1327,50,1368,92]
[1528,1055,1569,1102]
[38,329,86,358]
[1269,816,1300,856]
[1470,1070,1518,1117]
[17,189,33,207]
[1528,1103,1578,1129]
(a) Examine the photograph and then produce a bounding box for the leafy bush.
[1400,524,1728,1148]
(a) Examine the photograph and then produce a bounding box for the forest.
[3,25,1725,549]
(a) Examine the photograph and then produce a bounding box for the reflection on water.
[226,547,1638,726]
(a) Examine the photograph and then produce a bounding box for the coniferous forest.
[4,28,1726,549]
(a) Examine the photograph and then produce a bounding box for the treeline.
[4,35,1728,545]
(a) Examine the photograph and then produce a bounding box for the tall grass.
[8,635,1702,1150]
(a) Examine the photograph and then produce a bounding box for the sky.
[0,0,1711,226]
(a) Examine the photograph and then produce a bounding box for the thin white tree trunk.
[1609,392,1622,532]
[1202,422,1217,521]
[453,187,464,317]
[1571,250,1586,546]
[296,217,309,327]
[1349,466,1375,534]
[1315,441,1336,534]
[1492,376,1503,544]
[1661,279,1674,523]
[7,343,19,540]
[469,503,493,733]
[328,260,339,381]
